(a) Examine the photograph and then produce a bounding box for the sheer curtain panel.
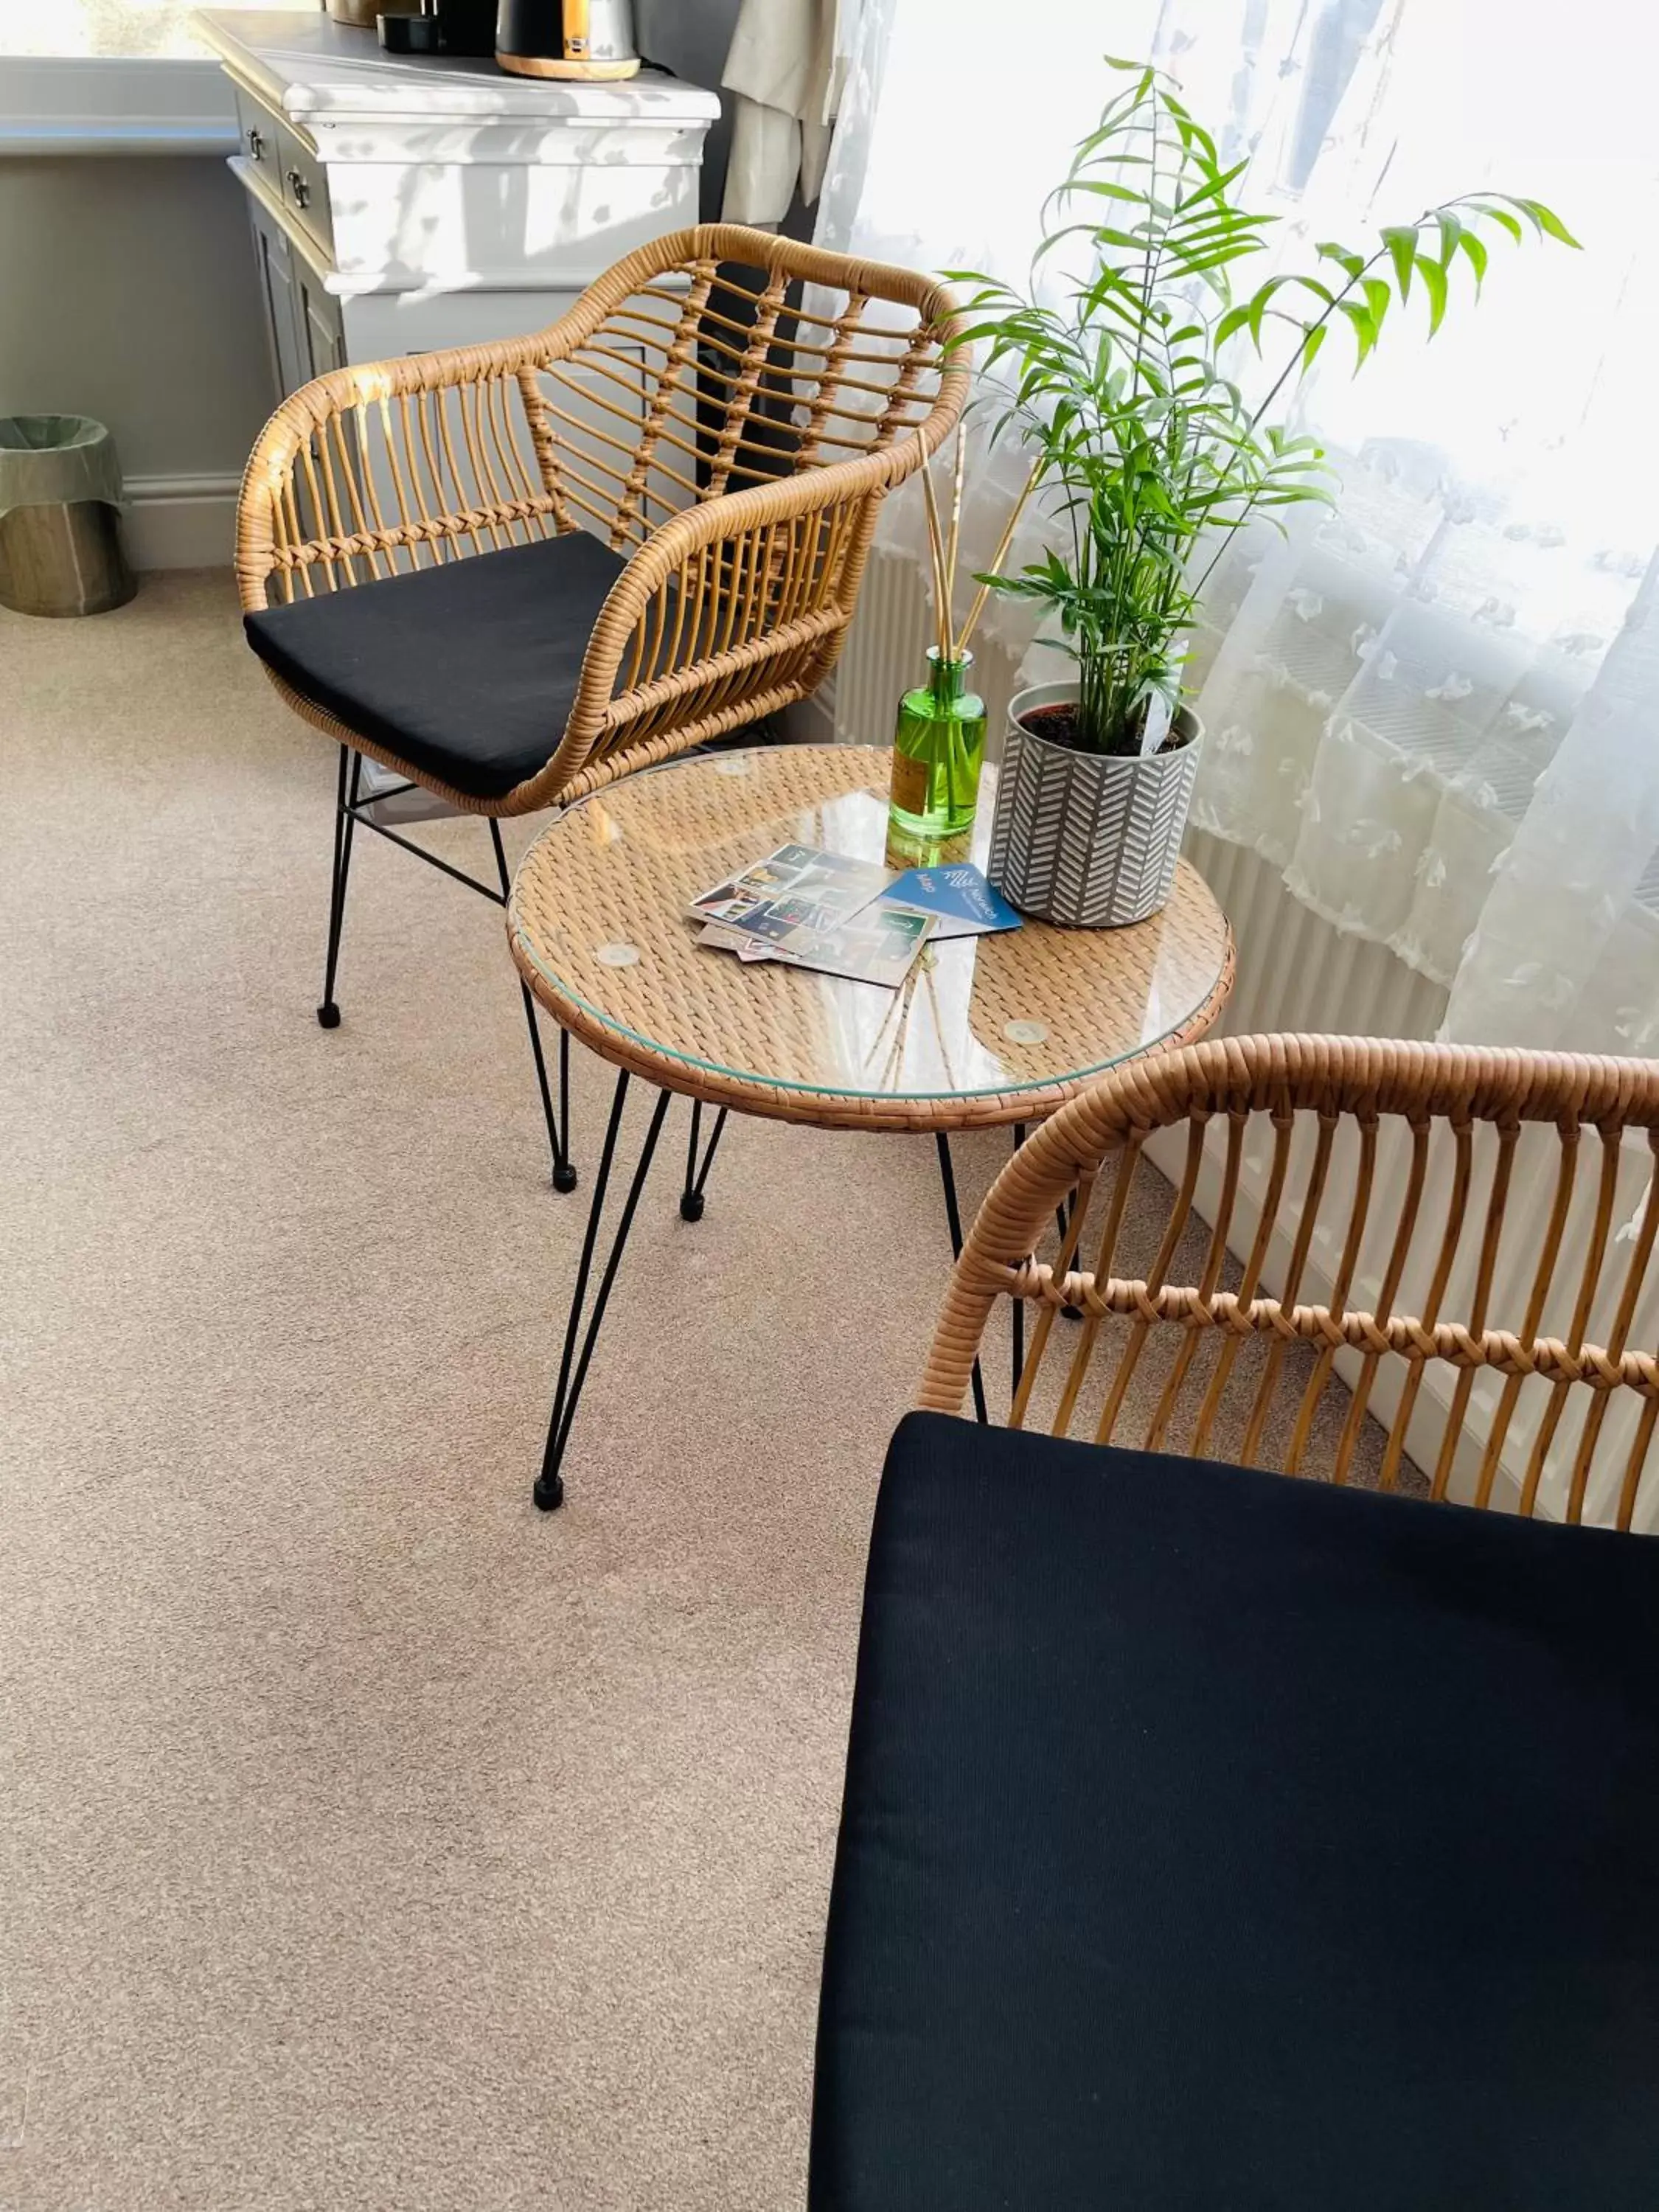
[816,0,1659,1057]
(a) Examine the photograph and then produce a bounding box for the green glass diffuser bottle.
[888,647,987,840]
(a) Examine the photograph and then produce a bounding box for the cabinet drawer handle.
[285,167,311,210]
[246,125,265,160]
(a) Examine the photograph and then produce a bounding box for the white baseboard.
[122,472,240,571]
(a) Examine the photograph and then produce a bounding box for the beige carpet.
[0,571,1390,2211]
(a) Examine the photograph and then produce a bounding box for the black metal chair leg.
[678,1100,728,1222]
[535,1072,671,1512]
[317,745,361,1028]
[491,817,577,1194]
[936,1133,990,1425]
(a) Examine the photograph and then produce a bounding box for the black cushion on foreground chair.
[244,530,629,803]
[810,1411,1659,2212]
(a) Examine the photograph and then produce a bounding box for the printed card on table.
[879,863,1021,939]
[688,844,890,933]
[763,902,935,988]
[689,841,936,988]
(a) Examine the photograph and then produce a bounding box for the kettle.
[497,0,640,78]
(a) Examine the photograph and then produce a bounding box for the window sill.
[0,55,237,153]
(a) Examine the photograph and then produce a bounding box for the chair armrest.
[515,428,952,809]
[234,320,597,613]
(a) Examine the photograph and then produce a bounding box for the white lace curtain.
[815,0,1659,1056]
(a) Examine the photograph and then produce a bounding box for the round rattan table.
[508,743,1234,1508]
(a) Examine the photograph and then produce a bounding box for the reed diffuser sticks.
[888,432,1042,838]
[919,462,953,666]
[919,428,1042,663]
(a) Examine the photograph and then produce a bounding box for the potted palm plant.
[953,59,1573,928]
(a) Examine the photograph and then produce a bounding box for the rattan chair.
[235,223,967,1187]
[810,1034,1659,2211]
[923,1031,1659,1513]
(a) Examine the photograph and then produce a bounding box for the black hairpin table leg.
[678,1099,728,1222]
[935,1133,990,1425]
[491,818,577,1194]
[1011,1125,1027,1397]
[1057,1193,1084,1318]
[534,1071,672,1511]
[1006,1124,1077,1402]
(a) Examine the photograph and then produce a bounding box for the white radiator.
[831,546,1023,751]
[833,547,1659,1523]
[1184,827,1447,1044]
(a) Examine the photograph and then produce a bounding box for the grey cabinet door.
[245,187,346,399]
[293,257,347,385]
[245,190,307,403]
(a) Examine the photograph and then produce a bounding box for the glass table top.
[509,745,1234,1133]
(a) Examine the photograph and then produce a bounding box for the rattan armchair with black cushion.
[811,1034,1659,2212]
[236,223,967,1186]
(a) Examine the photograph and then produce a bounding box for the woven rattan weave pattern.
[507,745,1235,1133]
[919,1033,1659,1523]
[236,225,970,818]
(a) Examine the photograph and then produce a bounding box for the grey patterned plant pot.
[989,680,1203,928]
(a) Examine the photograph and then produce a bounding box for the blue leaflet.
[880,863,1022,938]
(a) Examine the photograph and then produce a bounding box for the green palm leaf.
[943,63,1573,754]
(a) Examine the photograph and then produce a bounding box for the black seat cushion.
[810,1411,1659,2211]
[244,529,629,802]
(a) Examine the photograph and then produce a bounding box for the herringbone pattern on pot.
[991,709,1202,927]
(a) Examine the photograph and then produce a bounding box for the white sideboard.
[196,9,721,397]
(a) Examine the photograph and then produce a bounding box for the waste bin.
[0,415,134,617]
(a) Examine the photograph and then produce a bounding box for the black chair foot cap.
[533,1472,565,1512]
[316,1002,341,1029]
[678,1190,706,1222]
[552,1161,579,1194]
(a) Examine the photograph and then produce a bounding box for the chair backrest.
[922,1035,1659,1531]
[524,223,962,549]
[517,223,967,797]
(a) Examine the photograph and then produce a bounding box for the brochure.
[689,842,890,934]
[750,899,936,987]
[697,920,771,959]
[689,842,935,989]
[879,863,1022,939]
[689,844,1023,988]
